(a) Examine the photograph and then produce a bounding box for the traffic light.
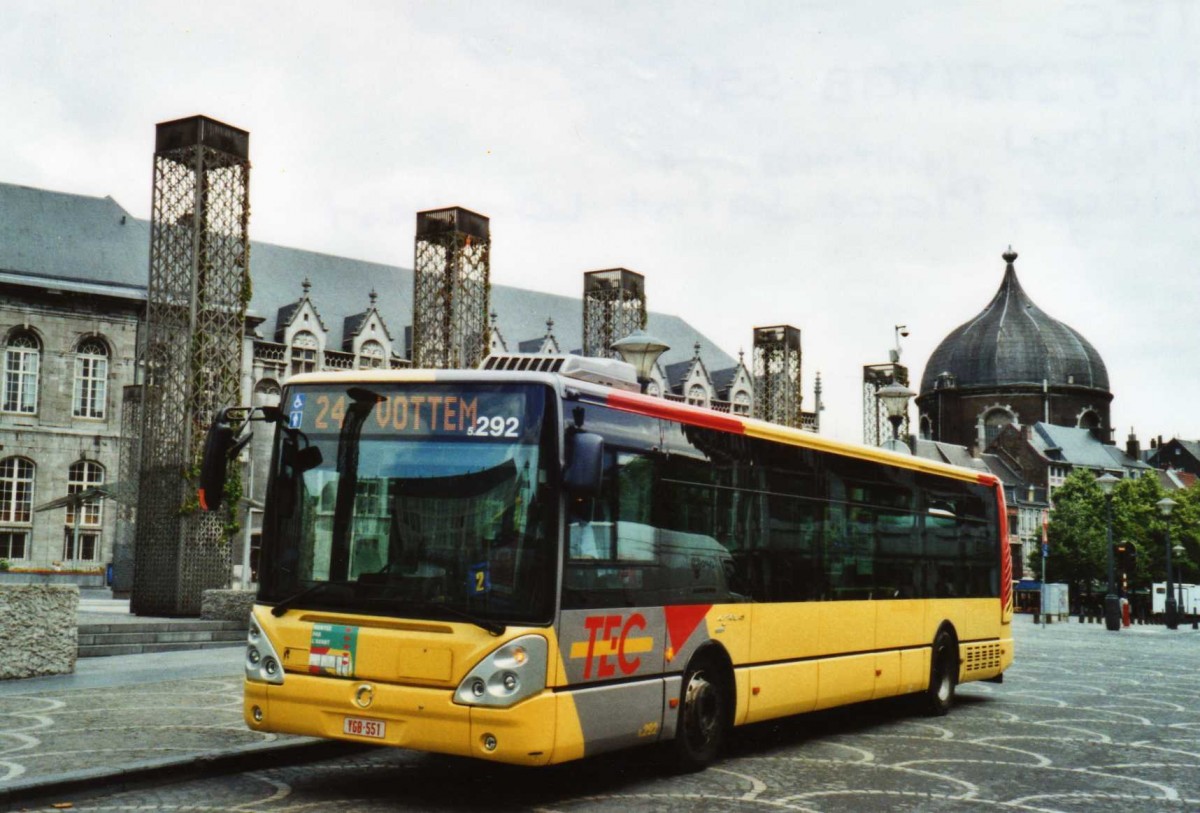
[1114,541,1137,574]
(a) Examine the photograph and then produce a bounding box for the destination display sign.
[286,386,536,440]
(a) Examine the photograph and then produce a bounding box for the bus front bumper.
[245,675,557,766]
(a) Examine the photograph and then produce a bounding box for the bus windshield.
[258,382,557,626]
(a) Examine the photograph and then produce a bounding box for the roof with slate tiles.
[0,182,734,370]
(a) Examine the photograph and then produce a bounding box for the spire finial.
[301,277,311,296]
[693,341,701,359]
[490,310,498,327]
[1002,245,1018,265]
[368,288,377,306]
[545,316,555,337]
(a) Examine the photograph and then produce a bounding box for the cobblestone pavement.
[24,617,1199,813]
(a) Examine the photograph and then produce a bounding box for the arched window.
[920,415,933,440]
[3,331,40,414]
[253,379,281,407]
[733,390,751,415]
[982,407,1016,448]
[291,331,318,376]
[73,338,109,419]
[358,340,386,369]
[687,384,708,407]
[1077,409,1102,442]
[64,461,104,561]
[0,457,35,560]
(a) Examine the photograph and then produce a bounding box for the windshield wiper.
[370,597,506,636]
[271,580,355,617]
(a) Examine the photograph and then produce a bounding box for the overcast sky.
[4,2,1198,445]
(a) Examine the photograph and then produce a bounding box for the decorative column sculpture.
[412,207,491,370]
[132,116,251,616]
[583,269,646,359]
[753,325,802,428]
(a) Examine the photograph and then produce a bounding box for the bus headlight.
[454,635,547,708]
[246,614,285,685]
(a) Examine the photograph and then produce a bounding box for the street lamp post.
[1097,473,1120,631]
[876,382,916,455]
[610,330,669,394]
[1158,497,1178,630]
[1173,542,1186,624]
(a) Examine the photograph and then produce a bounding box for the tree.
[1028,468,1200,613]
[1035,469,1105,606]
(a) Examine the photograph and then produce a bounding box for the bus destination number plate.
[343,716,386,739]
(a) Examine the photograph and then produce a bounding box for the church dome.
[920,249,1109,394]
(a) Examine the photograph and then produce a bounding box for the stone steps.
[78,620,246,658]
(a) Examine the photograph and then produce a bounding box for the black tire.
[672,655,730,772]
[923,630,958,716]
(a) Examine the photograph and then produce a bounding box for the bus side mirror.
[564,431,604,497]
[198,409,251,511]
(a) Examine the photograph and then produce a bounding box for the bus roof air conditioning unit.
[480,354,640,392]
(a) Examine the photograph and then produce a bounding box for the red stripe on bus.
[605,391,746,434]
[996,482,1013,613]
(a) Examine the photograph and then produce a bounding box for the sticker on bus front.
[309,623,358,677]
[289,393,306,429]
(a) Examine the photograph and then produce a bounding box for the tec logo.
[571,613,653,679]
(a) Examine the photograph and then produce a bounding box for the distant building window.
[358,340,386,369]
[291,332,318,376]
[63,531,98,562]
[733,390,751,415]
[73,339,109,419]
[0,457,34,560]
[66,460,104,528]
[645,381,661,398]
[0,531,27,560]
[3,332,40,414]
[687,384,708,407]
[982,407,1016,448]
[0,457,34,524]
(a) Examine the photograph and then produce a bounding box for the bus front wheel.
[672,654,730,772]
[923,630,958,716]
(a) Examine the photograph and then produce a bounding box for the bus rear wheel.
[672,655,729,772]
[923,630,958,716]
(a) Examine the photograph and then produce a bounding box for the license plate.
[343,716,386,739]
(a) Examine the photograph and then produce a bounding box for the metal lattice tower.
[752,325,802,427]
[412,207,491,369]
[132,116,250,616]
[863,363,910,446]
[582,269,646,358]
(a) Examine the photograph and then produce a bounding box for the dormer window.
[291,331,319,376]
[733,390,751,415]
[358,340,386,370]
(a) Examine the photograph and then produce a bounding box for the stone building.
[916,248,1112,455]
[0,185,144,571]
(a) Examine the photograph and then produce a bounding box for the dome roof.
[920,249,1109,394]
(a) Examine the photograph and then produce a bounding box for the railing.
[253,341,286,363]
[323,350,355,370]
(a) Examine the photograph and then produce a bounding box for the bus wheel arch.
[924,623,959,716]
[671,645,734,771]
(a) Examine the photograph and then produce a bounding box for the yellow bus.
[200,355,1013,770]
